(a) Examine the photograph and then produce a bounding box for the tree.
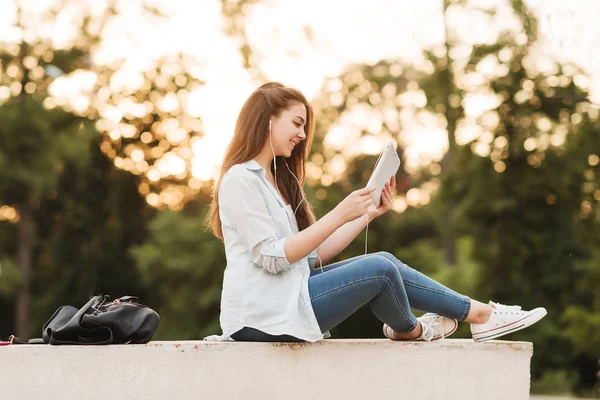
[0,0,204,337]
[27,134,153,333]
[310,0,600,393]
[0,98,91,338]
[129,194,226,340]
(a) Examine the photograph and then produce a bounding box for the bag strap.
[90,294,110,310]
[0,335,30,345]
[48,326,114,345]
[44,295,113,345]
[115,296,139,303]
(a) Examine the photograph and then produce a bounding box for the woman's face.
[270,102,307,158]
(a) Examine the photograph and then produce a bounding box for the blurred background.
[1,0,600,396]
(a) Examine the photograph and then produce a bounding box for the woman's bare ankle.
[465,300,493,324]
[388,322,422,340]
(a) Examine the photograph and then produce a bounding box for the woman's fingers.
[358,186,376,196]
[381,185,393,208]
[379,184,388,200]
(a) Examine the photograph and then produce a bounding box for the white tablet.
[366,141,400,208]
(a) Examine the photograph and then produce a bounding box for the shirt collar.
[240,159,290,207]
[241,159,266,173]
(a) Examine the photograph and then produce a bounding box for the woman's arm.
[223,172,342,273]
[312,213,373,265]
[284,207,346,265]
[286,185,379,265]
[313,178,396,265]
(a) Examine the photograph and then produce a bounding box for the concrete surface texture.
[1,339,533,400]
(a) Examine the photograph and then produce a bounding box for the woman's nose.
[298,129,306,140]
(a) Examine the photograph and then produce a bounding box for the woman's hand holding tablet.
[366,141,401,208]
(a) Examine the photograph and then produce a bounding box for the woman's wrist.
[329,205,349,226]
[366,209,378,223]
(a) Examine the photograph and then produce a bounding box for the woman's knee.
[373,251,400,264]
[369,255,402,281]
[373,251,412,277]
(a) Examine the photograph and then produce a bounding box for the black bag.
[42,295,160,345]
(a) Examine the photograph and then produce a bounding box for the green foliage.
[563,306,600,354]
[0,98,91,205]
[430,237,485,299]
[562,247,600,357]
[0,0,205,338]
[130,203,226,339]
[308,0,600,394]
[26,136,153,332]
[0,257,21,295]
[531,369,578,396]
[0,0,599,395]
[0,132,154,338]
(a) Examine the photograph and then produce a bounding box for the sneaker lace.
[420,315,445,341]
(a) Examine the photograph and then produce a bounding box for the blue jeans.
[230,251,471,342]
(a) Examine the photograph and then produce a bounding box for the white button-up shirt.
[205,159,330,342]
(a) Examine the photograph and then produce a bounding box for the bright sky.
[210,0,600,180]
[2,0,600,186]
[167,0,600,180]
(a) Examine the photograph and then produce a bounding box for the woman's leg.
[308,253,419,336]
[230,254,420,342]
[311,252,544,341]
[312,252,472,322]
[371,252,495,323]
[373,252,472,321]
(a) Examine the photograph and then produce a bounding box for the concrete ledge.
[1,339,533,400]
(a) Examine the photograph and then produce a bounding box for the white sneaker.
[417,313,459,341]
[384,313,458,341]
[470,301,547,342]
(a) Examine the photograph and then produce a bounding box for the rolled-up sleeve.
[220,173,292,274]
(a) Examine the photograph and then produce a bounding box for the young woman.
[206,82,546,343]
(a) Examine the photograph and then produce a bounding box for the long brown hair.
[207,82,317,242]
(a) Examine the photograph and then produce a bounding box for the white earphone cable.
[269,121,383,272]
[270,120,325,272]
